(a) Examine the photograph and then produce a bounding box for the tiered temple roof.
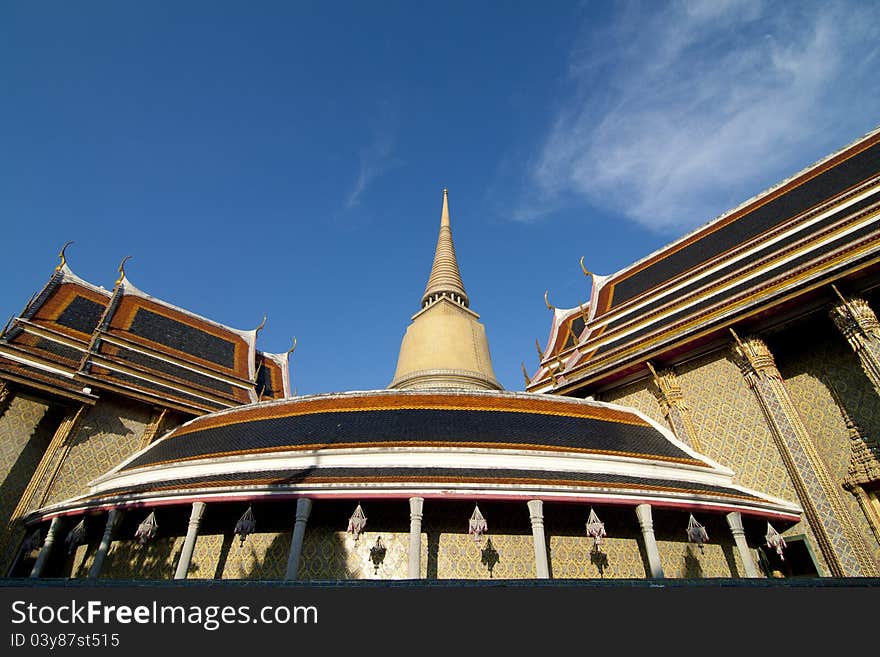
[529,126,880,393]
[0,254,291,414]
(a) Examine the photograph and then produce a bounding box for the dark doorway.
[757,534,821,578]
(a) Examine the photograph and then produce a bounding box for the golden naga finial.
[115,256,132,285]
[255,314,267,335]
[287,337,297,355]
[535,338,544,360]
[579,256,591,277]
[521,361,530,386]
[55,241,74,272]
[544,290,555,311]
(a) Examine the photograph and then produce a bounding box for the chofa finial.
[287,337,297,355]
[55,241,74,272]
[579,256,592,278]
[255,314,268,335]
[115,256,132,285]
[544,290,555,311]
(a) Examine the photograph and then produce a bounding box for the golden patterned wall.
[298,529,424,580]
[675,351,796,502]
[50,499,777,581]
[598,378,667,427]
[100,537,183,580]
[190,532,291,580]
[673,349,826,572]
[652,509,744,578]
[546,505,648,579]
[774,321,880,568]
[0,393,64,574]
[41,397,151,508]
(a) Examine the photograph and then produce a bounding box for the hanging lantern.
[686,514,708,552]
[585,508,607,548]
[64,518,87,554]
[234,506,256,546]
[468,504,488,545]
[765,523,787,560]
[369,536,386,574]
[347,503,367,541]
[134,511,159,545]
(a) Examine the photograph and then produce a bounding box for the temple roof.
[0,254,291,413]
[30,389,802,522]
[529,125,880,392]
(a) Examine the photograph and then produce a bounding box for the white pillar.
[408,497,424,579]
[285,498,312,580]
[725,512,760,578]
[635,504,665,578]
[30,516,62,578]
[527,499,550,579]
[174,502,207,580]
[88,508,121,579]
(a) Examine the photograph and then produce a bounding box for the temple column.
[408,497,424,579]
[725,512,760,578]
[88,509,121,579]
[647,362,702,450]
[174,502,206,580]
[731,330,877,576]
[527,500,550,579]
[29,517,62,578]
[829,287,880,397]
[284,498,312,580]
[635,504,664,578]
[838,400,880,546]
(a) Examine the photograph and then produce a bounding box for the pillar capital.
[729,331,781,384]
[829,291,880,342]
[294,497,312,523]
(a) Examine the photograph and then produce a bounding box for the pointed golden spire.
[390,189,501,391]
[421,188,469,308]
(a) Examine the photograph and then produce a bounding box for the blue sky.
[2,1,879,395]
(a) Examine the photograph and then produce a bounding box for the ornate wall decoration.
[101,537,184,580]
[829,291,880,396]
[194,532,291,580]
[599,378,667,427]
[42,399,151,507]
[0,395,60,575]
[732,332,876,576]
[647,363,702,450]
[776,323,880,567]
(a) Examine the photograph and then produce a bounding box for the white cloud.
[346,133,395,210]
[529,0,880,232]
[344,99,402,211]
